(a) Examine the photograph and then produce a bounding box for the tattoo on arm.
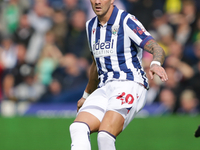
[144,39,165,64]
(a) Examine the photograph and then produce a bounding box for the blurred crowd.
[0,0,200,116]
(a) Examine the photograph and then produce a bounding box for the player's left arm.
[77,56,99,111]
[144,39,168,82]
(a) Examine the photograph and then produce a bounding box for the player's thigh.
[75,87,108,132]
[74,111,100,132]
[99,110,125,137]
[105,81,147,130]
[123,83,147,129]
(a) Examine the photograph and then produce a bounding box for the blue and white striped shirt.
[86,6,153,89]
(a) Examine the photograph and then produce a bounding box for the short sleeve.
[125,15,154,48]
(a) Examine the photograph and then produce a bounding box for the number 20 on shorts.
[116,92,134,105]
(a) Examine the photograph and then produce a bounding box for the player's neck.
[98,5,114,26]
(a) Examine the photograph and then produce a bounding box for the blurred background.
[0,0,200,149]
[0,0,200,117]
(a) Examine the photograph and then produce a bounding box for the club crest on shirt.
[112,25,119,35]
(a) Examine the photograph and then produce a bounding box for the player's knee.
[69,122,78,134]
[97,130,116,142]
[70,122,90,135]
[70,122,91,150]
[97,130,116,150]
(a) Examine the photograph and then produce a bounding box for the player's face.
[90,0,114,17]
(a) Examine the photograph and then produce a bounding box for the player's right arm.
[144,39,168,82]
[77,56,99,111]
[124,15,168,82]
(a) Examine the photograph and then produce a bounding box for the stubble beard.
[94,6,111,19]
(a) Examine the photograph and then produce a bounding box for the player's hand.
[77,97,86,112]
[149,64,168,82]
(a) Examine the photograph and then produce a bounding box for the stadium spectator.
[38,79,62,103]
[177,89,199,115]
[164,40,200,112]
[63,0,81,19]
[157,65,184,112]
[2,74,14,101]
[0,36,17,100]
[191,14,200,42]
[52,53,88,92]
[164,54,195,112]
[157,24,174,56]
[0,0,21,35]
[158,88,177,114]
[148,11,173,56]
[175,14,192,45]
[9,43,30,86]
[0,35,18,71]
[187,40,200,101]
[165,54,194,81]
[13,11,35,48]
[35,30,63,86]
[181,0,197,39]
[64,9,90,60]
[26,0,53,64]
[12,65,46,102]
[39,53,88,103]
[50,9,68,53]
[1,43,33,101]
[167,40,192,65]
[124,0,156,29]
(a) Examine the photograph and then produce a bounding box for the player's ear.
[111,0,115,5]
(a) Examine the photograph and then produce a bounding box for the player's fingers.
[160,68,168,81]
[160,76,166,82]
[148,70,154,79]
[163,72,168,81]
[149,66,168,81]
[158,73,166,82]
[160,72,168,82]
[77,98,86,112]
[77,105,82,112]
[153,67,166,81]
[77,101,81,112]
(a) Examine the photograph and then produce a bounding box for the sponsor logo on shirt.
[93,39,115,57]
[133,26,146,35]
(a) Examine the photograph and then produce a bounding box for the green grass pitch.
[0,115,199,150]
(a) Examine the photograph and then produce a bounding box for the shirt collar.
[108,5,118,25]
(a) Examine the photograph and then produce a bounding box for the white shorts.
[78,80,147,130]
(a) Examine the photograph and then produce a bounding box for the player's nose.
[95,0,101,4]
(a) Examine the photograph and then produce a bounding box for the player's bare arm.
[144,39,168,82]
[144,39,165,63]
[77,56,99,111]
[85,56,99,94]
